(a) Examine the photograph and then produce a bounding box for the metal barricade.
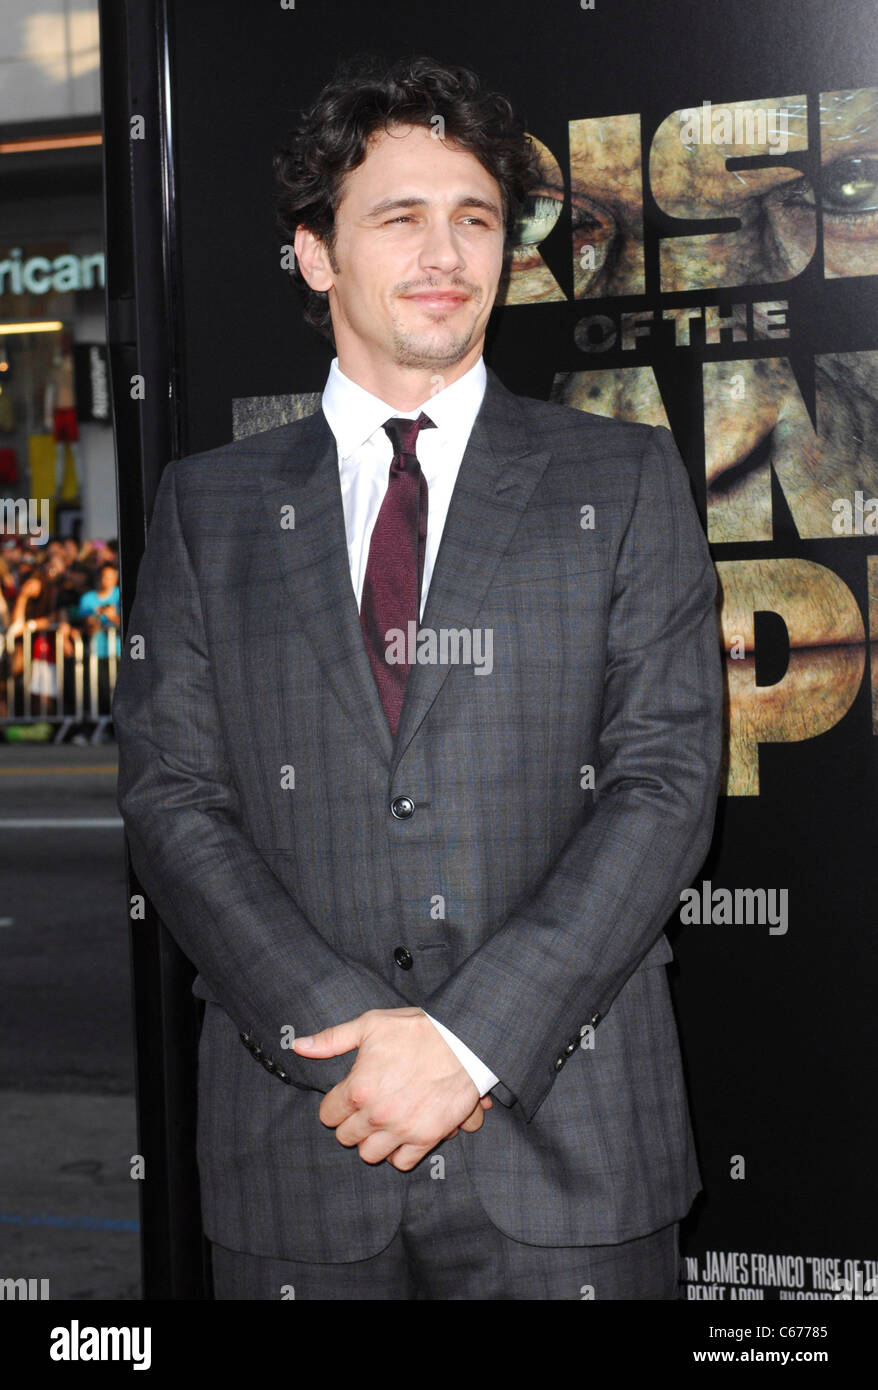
[1,621,119,744]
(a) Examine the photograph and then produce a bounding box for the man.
[113,53,723,1300]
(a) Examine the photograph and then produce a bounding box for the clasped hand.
[292,1007,492,1170]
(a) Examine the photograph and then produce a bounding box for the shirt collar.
[321,355,487,461]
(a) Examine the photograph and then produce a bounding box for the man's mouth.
[400,290,471,310]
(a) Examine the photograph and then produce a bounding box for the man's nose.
[418,219,464,273]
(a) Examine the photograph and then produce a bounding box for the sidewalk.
[0,743,141,1300]
[0,1090,140,1300]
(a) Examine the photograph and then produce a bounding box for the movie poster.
[164,0,878,1298]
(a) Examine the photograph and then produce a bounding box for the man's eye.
[823,156,878,213]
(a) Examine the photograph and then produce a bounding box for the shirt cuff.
[422,1012,500,1097]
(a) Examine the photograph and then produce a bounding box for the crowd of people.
[0,533,120,739]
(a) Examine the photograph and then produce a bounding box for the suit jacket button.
[264,1057,276,1073]
[590,1012,601,1026]
[393,946,413,970]
[390,796,415,819]
[564,1040,577,1056]
[554,1056,565,1071]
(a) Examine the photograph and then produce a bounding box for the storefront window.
[0,240,108,538]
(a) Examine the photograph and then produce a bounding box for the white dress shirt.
[321,354,500,1098]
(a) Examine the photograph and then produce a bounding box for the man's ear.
[294,225,335,291]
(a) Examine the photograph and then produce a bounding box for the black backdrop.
[106,0,878,1301]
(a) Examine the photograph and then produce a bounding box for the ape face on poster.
[165,0,878,1299]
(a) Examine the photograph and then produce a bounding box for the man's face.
[316,123,506,374]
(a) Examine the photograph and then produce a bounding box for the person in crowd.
[4,554,72,717]
[0,537,122,736]
[75,561,121,660]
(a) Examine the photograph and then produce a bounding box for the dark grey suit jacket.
[113,367,723,1262]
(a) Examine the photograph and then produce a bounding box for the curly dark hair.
[273,52,542,343]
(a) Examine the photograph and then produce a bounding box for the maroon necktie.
[359,413,435,736]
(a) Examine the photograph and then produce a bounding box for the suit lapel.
[259,410,395,765]
[259,370,551,770]
[390,371,550,771]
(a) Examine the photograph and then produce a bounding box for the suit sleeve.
[113,459,412,1092]
[423,424,724,1121]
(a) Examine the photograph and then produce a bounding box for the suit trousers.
[210,1140,681,1301]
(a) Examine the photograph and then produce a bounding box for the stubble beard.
[387,286,486,370]
[387,313,481,370]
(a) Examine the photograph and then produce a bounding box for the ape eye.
[822,156,878,213]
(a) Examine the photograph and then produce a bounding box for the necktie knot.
[382,412,435,465]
